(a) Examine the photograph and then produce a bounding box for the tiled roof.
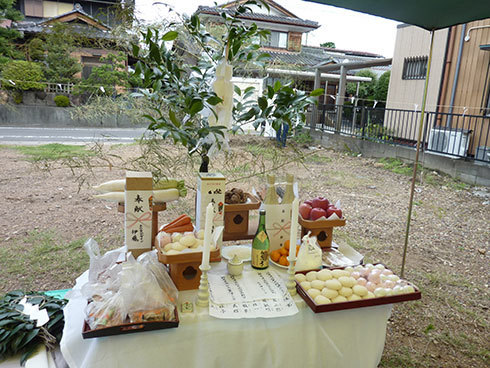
[265,46,390,74]
[197,5,319,29]
[13,21,114,40]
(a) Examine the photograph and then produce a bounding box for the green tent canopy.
[303,0,490,30]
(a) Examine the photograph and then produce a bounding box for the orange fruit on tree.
[270,250,281,262]
[279,256,289,266]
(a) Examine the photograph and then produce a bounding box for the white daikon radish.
[94,192,125,202]
[153,188,180,203]
[93,179,125,192]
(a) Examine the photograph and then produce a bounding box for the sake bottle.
[282,174,295,204]
[252,210,270,269]
[264,175,279,204]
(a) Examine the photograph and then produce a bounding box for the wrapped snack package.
[296,233,323,272]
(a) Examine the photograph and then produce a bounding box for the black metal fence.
[310,104,490,163]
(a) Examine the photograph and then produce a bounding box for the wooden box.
[223,193,260,241]
[82,308,179,339]
[156,245,221,291]
[295,266,421,313]
[299,215,346,248]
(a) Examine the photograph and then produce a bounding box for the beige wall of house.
[386,25,448,112]
[385,25,449,141]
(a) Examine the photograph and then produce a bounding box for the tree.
[43,23,81,84]
[374,70,390,102]
[132,0,272,171]
[74,52,129,97]
[320,41,336,48]
[346,69,378,101]
[0,0,24,65]
[1,60,44,90]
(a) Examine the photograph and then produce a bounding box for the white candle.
[201,202,214,268]
[289,197,299,261]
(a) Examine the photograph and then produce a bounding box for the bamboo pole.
[401,30,435,278]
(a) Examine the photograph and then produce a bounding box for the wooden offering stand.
[117,202,166,249]
[299,215,346,248]
[157,246,221,291]
[223,193,260,241]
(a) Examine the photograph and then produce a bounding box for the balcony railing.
[310,104,490,163]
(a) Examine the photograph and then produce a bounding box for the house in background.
[14,0,122,27]
[197,0,388,104]
[386,20,490,161]
[11,0,130,89]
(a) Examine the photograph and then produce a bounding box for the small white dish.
[221,245,252,262]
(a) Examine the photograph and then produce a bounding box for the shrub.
[13,91,23,104]
[1,61,44,91]
[54,95,70,107]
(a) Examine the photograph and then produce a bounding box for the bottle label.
[252,248,269,269]
[256,230,267,242]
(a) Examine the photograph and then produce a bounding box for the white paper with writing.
[208,267,298,319]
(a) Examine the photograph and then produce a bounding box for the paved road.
[0,126,148,144]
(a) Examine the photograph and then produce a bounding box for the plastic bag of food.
[85,292,126,330]
[118,257,176,319]
[296,233,323,272]
[84,238,126,284]
[137,250,178,305]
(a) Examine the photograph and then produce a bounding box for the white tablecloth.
[60,264,392,368]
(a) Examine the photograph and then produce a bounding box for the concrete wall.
[312,131,490,187]
[0,104,144,128]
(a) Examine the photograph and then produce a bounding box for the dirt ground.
[0,136,488,367]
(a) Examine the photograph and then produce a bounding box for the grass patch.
[446,179,469,191]
[380,346,429,368]
[335,230,386,251]
[435,332,489,362]
[245,143,277,160]
[13,143,94,162]
[378,157,414,176]
[0,230,89,291]
[307,153,333,164]
[290,131,313,145]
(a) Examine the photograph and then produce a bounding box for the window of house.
[402,56,428,80]
[43,1,73,18]
[263,31,288,49]
[24,0,43,17]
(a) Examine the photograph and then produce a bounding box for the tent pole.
[401,30,435,278]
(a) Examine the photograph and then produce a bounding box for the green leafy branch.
[0,291,67,365]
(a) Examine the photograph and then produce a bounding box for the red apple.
[299,203,312,219]
[312,197,330,210]
[304,199,313,206]
[310,207,327,221]
[326,206,342,219]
